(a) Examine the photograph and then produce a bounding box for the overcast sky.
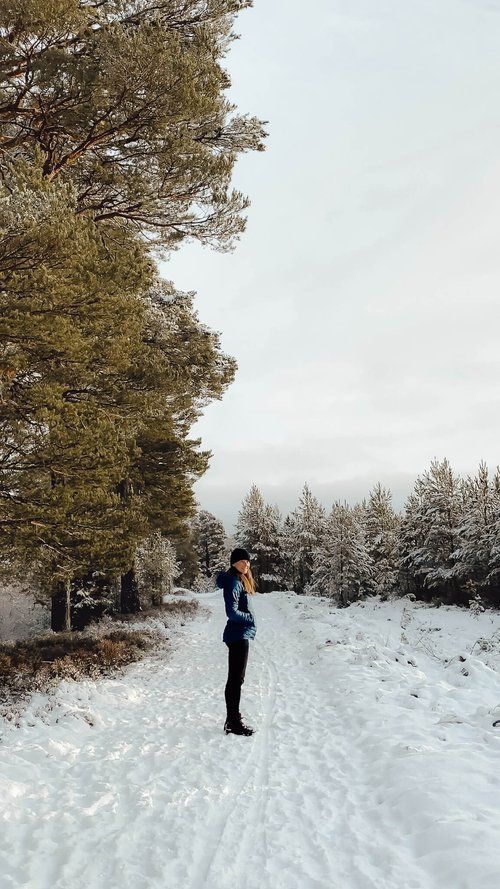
[163,0,500,533]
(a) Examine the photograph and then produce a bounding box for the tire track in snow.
[227,650,278,889]
[186,640,275,889]
[263,596,433,889]
[251,596,401,889]
[185,752,256,889]
[187,617,279,889]
[255,599,347,889]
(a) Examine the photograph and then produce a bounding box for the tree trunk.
[49,467,71,631]
[117,476,141,613]
[51,578,71,632]
[70,572,111,630]
[120,567,141,614]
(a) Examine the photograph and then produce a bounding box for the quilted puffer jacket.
[216,569,257,644]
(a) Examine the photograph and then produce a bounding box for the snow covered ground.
[1,591,499,889]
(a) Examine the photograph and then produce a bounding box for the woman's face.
[233,559,250,575]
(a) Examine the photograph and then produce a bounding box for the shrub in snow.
[136,533,180,606]
[192,573,216,593]
[468,593,485,616]
[0,629,154,695]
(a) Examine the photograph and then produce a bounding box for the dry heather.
[0,598,201,709]
[114,598,200,623]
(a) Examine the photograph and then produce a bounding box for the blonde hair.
[231,565,256,594]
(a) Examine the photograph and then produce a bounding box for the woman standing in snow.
[215,548,257,736]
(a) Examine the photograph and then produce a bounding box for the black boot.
[224,716,255,736]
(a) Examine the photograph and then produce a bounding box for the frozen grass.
[0,598,201,717]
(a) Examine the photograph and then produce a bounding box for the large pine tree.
[0,0,267,252]
[0,168,153,628]
[0,169,236,627]
[0,1,264,627]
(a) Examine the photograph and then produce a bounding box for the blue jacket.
[216,570,257,644]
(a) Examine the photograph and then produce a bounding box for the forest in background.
[179,456,500,611]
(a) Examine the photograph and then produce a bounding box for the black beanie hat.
[230,547,251,565]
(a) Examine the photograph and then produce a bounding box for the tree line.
[186,458,500,609]
[0,0,266,631]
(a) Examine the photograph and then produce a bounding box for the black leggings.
[224,639,249,721]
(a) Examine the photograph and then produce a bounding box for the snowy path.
[1,592,499,889]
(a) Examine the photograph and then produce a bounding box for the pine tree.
[288,483,326,594]
[0,167,236,627]
[400,458,465,604]
[234,484,265,585]
[0,0,267,252]
[488,467,500,604]
[119,282,236,608]
[397,491,426,598]
[191,509,227,579]
[456,462,500,605]
[70,572,118,631]
[365,483,399,598]
[173,522,201,590]
[0,1,265,629]
[234,485,283,591]
[0,166,154,629]
[279,514,299,592]
[310,501,373,606]
[258,503,284,592]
